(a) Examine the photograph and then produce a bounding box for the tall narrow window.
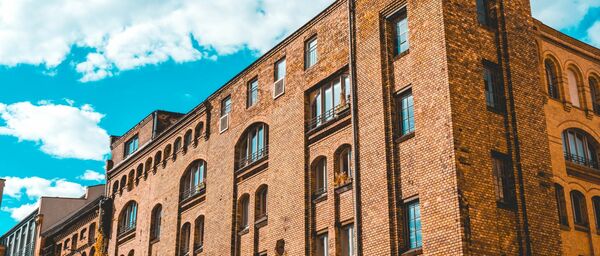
[406,200,422,249]
[184,130,192,150]
[476,0,495,27]
[340,224,354,256]
[590,77,600,115]
[396,89,414,136]
[335,146,352,187]
[393,9,409,55]
[483,61,505,112]
[313,158,327,196]
[593,196,600,232]
[181,160,207,201]
[220,96,231,133]
[555,184,569,227]
[118,202,138,235]
[194,216,205,252]
[562,129,599,170]
[89,223,96,244]
[309,74,351,129]
[492,152,515,206]
[305,36,318,69]
[236,123,268,169]
[180,223,191,256]
[571,190,589,227]
[544,59,560,99]
[124,135,139,157]
[239,196,249,230]
[256,186,268,221]
[150,205,162,241]
[567,69,581,107]
[247,78,259,108]
[273,58,286,98]
[316,233,328,256]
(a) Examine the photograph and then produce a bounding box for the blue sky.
[0,0,598,234]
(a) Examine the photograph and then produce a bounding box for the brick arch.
[234,122,269,170]
[542,53,563,99]
[154,150,162,167]
[556,120,600,141]
[179,159,207,201]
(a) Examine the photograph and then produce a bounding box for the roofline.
[534,18,600,61]
[41,196,104,237]
[110,110,186,147]
[0,209,39,239]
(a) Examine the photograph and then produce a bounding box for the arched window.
[80,228,87,240]
[150,204,162,241]
[255,186,268,221]
[562,129,599,170]
[571,190,589,227]
[174,137,182,159]
[145,157,153,175]
[555,184,569,226]
[154,151,163,167]
[194,122,204,143]
[128,249,134,256]
[118,201,138,235]
[88,223,96,244]
[590,76,600,115]
[71,234,78,250]
[164,144,172,164]
[112,181,119,195]
[544,59,560,99]
[184,130,193,151]
[593,196,600,232]
[120,176,127,192]
[566,68,581,107]
[179,222,191,256]
[128,170,135,190]
[312,157,327,196]
[136,164,143,181]
[180,160,207,201]
[335,145,352,187]
[193,215,205,251]
[235,123,268,169]
[239,194,250,230]
[64,239,70,250]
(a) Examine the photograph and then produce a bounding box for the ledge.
[401,248,422,256]
[312,192,327,204]
[255,216,268,228]
[566,162,600,184]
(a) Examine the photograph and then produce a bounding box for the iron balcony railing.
[117,224,136,237]
[307,103,350,131]
[237,146,269,170]
[565,152,599,170]
[180,182,206,201]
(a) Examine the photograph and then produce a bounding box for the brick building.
[6,0,595,255]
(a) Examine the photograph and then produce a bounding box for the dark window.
[174,137,182,156]
[194,216,205,251]
[221,96,231,117]
[571,190,589,227]
[544,59,560,99]
[590,77,600,115]
[194,122,204,141]
[562,129,599,170]
[240,196,249,229]
[476,0,496,27]
[393,9,409,55]
[247,78,259,108]
[180,160,207,201]
[492,152,515,206]
[150,205,162,241]
[313,158,327,196]
[406,200,422,249]
[308,73,351,129]
[593,196,600,232]
[124,135,139,157]
[179,223,191,255]
[305,36,318,69]
[555,184,569,226]
[118,201,138,235]
[256,186,268,220]
[184,130,192,149]
[340,224,354,256]
[396,89,414,136]
[235,123,268,169]
[89,223,96,244]
[483,61,505,112]
[316,233,328,256]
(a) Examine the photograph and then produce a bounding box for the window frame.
[308,73,351,130]
[316,232,329,256]
[221,96,232,117]
[124,135,139,157]
[590,76,600,115]
[395,88,415,138]
[483,60,505,113]
[555,184,569,227]
[305,35,318,69]
[339,224,354,256]
[392,8,409,56]
[118,202,138,235]
[405,199,422,250]
[562,129,599,170]
[274,57,286,82]
[476,0,496,28]
[247,77,259,108]
[544,59,560,100]
[491,151,516,208]
[571,190,589,228]
[150,205,162,242]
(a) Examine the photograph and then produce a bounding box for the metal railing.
[117,224,136,237]
[307,103,350,131]
[236,146,269,170]
[565,152,599,170]
[180,182,206,201]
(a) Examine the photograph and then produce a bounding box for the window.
[340,224,355,256]
[396,89,414,136]
[544,59,560,99]
[150,205,162,241]
[593,196,600,232]
[406,200,422,249]
[124,135,139,157]
[393,9,409,55]
[174,137,182,157]
[112,181,119,195]
[335,146,352,187]
[194,216,205,251]
[274,58,286,98]
[316,233,328,256]
[184,130,192,150]
[154,151,162,167]
[164,145,172,163]
[571,190,589,227]
[567,69,581,107]
[127,170,134,191]
[483,61,505,112]
[476,0,496,27]
[118,201,138,235]
[308,74,351,129]
[194,122,204,142]
[220,96,231,132]
[247,78,259,108]
[80,228,87,240]
[89,223,96,244]
[120,176,127,192]
[313,158,327,196]
[180,223,191,256]
[239,195,250,230]
[256,186,268,220]
[64,239,70,249]
[562,129,599,170]
[181,160,207,201]
[492,152,515,206]
[305,36,318,69]
[555,184,569,227]
[590,77,600,115]
[235,123,268,169]
[71,234,78,249]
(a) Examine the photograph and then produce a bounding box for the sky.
[0,0,598,234]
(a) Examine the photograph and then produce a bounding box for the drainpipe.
[347,0,363,255]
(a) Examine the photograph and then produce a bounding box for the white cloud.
[2,176,86,200]
[78,170,106,182]
[0,0,333,82]
[587,21,600,47]
[530,0,600,30]
[2,203,38,221]
[0,101,110,160]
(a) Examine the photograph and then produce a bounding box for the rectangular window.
[247,78,258,107]
[309,74,351,129]
[477,0,496,27]
[305,36,318,69]
[221,96,231,117]
[492,152,515,206]
[275,58,286,81]
[555,184,569,227]
[483,61,505,112]
[396,89,414,136]
[393,9,409,56]
[340,224,354,256]
[316,233,328,256]
[406,200,422,249]
[124,135,139,157]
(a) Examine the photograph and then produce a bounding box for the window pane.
[276,58,286,80]
[334,80,342,108]
[325,85,333,116]
[306,37,318,68]
[399,91,414,135]
[407,201,422,249]
[221,97,231,116]
[395,12,409,55]
[248,79,258,107]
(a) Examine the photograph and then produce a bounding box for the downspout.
[348,0,364,255]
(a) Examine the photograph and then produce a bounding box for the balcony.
[236,146,269,171]
[307,103,350,132]
[565,152,599,170]
[180,183,206,202]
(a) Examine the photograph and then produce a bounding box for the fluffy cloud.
[78,170,106,182]
[0,0,332,82]
[530,0,600,30]
[1,203,38,221]
[587,21,600,47]
[0,101,110,160]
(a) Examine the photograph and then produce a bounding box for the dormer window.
[124,135,139,157]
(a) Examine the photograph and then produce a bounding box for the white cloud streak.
[0,101,110,160]
[531,0,600,30]
[0,0,332,82]
[78,170,106,182]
